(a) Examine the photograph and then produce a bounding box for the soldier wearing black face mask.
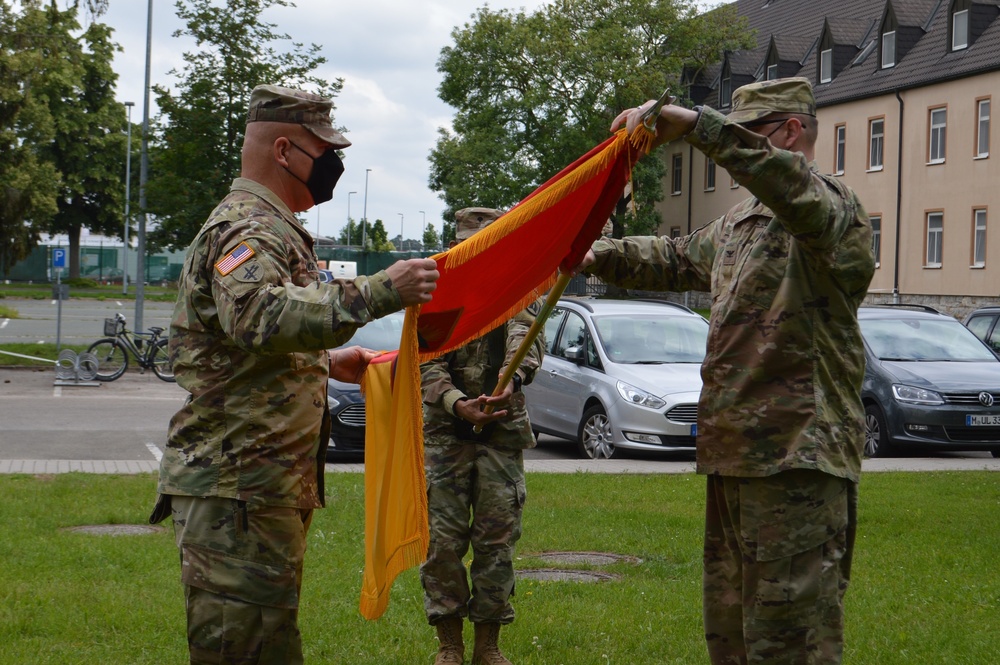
[151,84,440,665]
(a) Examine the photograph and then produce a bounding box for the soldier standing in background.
[149,84,439,665]
[420,207,545,665]
[575,78,875,664]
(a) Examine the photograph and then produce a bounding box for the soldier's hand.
[328,345,376,384]
[455,396,509,426]
[478,380,514,411]
[610,101,698,149]
[386,258,440,306]
[562,249,596,277]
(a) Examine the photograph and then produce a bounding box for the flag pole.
[473,271,573,432]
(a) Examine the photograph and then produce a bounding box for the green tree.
[431,0,753,238]
[422,222,441,251]
[147,0,342,251]
[35,12,128,279]
[336,218,362,246]
[369,218,392,252]
[0,1,63,275]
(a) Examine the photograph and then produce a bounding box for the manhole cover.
[63,524,165,536]
[516,568,619,583]
[527,551,642,566]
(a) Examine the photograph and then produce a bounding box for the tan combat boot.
[471,622,512,665]
[433,617,465,665]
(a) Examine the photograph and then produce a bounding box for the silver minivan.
[524,298,707,459]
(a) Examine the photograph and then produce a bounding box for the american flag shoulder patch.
[215,242,255,276]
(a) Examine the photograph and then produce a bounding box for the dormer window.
[952,8,969,50]
[767,63,779,80]
[720,62,732,108]
[882,30,896,68]
[820,49,833,83]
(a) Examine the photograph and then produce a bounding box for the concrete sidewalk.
[2,456,997,475]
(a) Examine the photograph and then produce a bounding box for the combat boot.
[471,622,512,665]
[433,617,464,665]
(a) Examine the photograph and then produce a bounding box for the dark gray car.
[860,305,1000,458]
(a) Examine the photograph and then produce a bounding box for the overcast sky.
[99,0,556,244]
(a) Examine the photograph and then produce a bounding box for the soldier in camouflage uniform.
[577,78,875,664]
[148,84,439,665]
[420,207,545,665]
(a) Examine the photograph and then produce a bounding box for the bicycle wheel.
[86,338,129,381]
[150,338,176,382]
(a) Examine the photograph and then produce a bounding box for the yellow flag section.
[358,308,427,621]
[358,125,655,620]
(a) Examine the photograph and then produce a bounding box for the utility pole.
[347,191,357,245]
[398,213,404,251]
[135,0,153,331]
[362,168,372,248]
[122,101,134,296]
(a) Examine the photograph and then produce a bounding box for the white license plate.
[966,414,1000,426]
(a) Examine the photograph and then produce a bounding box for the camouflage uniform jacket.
[588,108,875,481]
[421,305,544,450]
[159,178,402,508]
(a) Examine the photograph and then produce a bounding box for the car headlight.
[891,384,945,405]
[616,380,666,410]
[327,394,342,410]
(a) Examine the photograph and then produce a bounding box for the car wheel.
[992,449,1000,459]
[864,403,892,458]
[577,405,616,459]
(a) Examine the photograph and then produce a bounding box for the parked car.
[860,305,1000,458]
[962,306,1000,355]
[326,310,405,458]
[524,298,707,459]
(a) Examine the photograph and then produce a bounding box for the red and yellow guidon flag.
[358,127,654,620]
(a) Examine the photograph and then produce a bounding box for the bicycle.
[86,312,175,382]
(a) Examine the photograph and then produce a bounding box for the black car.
[326,311,405,458]
[860,305,1000,458]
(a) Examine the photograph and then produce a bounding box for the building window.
[926,212,943,267]
[973,209,987,267]
[953,9,969,50]
[671,153,683,195]
[977,98,991,158]
[929,107,947,163]
[869,118,884,170]
[720,62,732,108]
[871,216,882,267]
[767,63,778,80]
[670,226,681,239]
[820,49,833,83]
[881,31,896,68]
[705,159,716,191]
[834,124,846,175]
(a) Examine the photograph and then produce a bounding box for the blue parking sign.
[52,248,67,269]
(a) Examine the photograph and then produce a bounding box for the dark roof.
[695,0,1000,109]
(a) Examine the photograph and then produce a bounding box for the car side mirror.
[563,346,585,364]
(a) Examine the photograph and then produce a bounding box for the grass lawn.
[1,471,997,664]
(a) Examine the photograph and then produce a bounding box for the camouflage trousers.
[420,441,527,626]
[703,470,857,665]
[170,495,313,665]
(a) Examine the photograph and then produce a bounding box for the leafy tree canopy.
[430,0,753,239]
[147,0,342,251]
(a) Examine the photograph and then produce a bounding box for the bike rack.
[53,349,101,387]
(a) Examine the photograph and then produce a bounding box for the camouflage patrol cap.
[728,77,817,124]
[247,84,351,148]
[455,207,502,242]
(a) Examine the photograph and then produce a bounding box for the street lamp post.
[135,0,153,332]
[362,168,372,249]
[398,213,404,251]
[418,210,425,248]
[347,191,357,246]
[122,101,134,295]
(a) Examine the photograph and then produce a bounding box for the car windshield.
[593,313,708,364]
[861,317,997,361]
[334,312,405,352]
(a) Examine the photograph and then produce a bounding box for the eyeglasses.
[739,117,789,138]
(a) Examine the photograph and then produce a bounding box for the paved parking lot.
[2,366,998,475]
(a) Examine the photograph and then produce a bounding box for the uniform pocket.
[181,543,299,609]
[753,487,848,621]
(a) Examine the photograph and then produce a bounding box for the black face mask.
[287,141,345,205]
